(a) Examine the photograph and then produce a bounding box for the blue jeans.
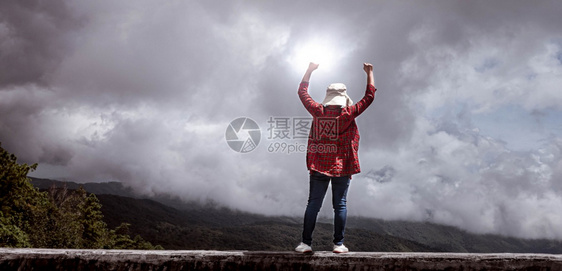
[302,171,351,246]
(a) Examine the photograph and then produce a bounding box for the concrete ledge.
[1,248,562,270]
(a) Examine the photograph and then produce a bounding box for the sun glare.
[288,38,339,73]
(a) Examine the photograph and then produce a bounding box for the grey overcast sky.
[2,0,562,239]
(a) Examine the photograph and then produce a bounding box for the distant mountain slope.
[96,194,439,252]
[347,218,562,254]
[30,177,562,253]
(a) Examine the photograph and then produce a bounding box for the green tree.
[0,142,43,247]
[1,143,162,249]
[0,211,30,247]
[45,185,88,248]
[106,222,163,250]
[79,191,109,248]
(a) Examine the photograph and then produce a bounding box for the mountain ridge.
[30,177,562,253]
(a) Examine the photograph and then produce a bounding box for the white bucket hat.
[322,83,353,107]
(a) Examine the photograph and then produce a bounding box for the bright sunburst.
[288,37,340,73]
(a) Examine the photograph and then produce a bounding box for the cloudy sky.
[2,0,562,240]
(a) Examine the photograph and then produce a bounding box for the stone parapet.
[1,249,562,270]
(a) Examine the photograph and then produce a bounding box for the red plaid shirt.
[298,81,376,177]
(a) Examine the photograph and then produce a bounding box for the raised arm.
[364,63,375,87]
[301,62,319,82]
[347,63,376,118]
[298,62,323,116]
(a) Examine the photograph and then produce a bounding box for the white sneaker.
[295,242,312,253]
[333,244,349,253]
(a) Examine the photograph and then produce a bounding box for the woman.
[295,62,376,253]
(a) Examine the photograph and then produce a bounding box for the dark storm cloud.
[0,0,81,87]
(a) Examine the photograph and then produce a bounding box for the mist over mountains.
[31,177,562,253]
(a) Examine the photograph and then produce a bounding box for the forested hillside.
[0,143,160,249]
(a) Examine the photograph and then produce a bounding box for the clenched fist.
[363,63,373,74]
[308,62,319,72]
